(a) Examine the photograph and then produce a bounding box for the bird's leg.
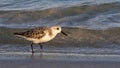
[39,43,43,50]
[31,43,34,53]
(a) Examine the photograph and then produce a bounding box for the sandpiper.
[14,26,67,53]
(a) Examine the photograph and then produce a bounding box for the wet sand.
[0,60,120,68]
[0,53,120,68]
[0,51,120,68]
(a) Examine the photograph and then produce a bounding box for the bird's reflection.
[30,51,43,58]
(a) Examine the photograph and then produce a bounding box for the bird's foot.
[32,51,34,53]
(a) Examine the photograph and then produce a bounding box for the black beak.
[61,31,68,36]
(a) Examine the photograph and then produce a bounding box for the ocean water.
[0,0,120,10]
[0,0,120,29]
[0,0,120,60]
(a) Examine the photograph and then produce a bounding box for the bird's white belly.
[26,34,55,44]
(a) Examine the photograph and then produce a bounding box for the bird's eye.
[56,28,59,30]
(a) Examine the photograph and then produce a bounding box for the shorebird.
[14,26,67,53]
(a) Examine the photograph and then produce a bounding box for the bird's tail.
[13,32,26,38]
[14,32,19,35]
[14,32,23,35]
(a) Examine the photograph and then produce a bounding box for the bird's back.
[14,27,49,39]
